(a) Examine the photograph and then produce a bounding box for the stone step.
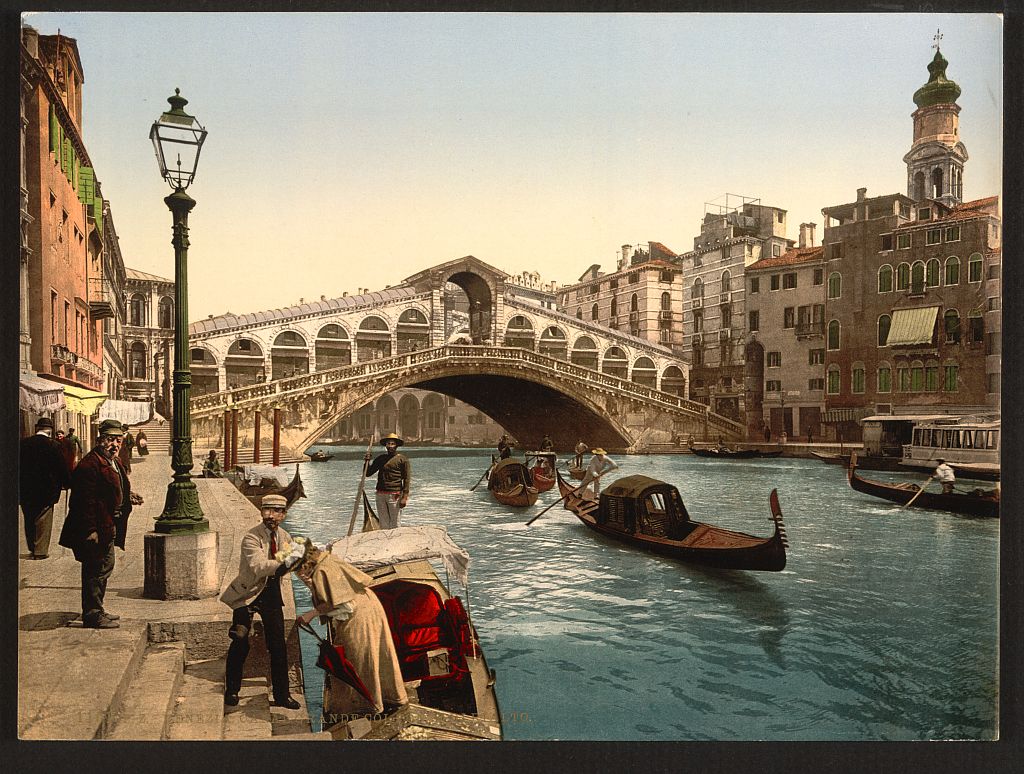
[106,641,186,740]
[165,658,228,740]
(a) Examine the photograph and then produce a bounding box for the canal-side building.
[674,197,792,422]
[98,195,129,402]
[820,47,1000,442]
[123,268,176,413]
[20,27,109,439]
[744,239,826,441]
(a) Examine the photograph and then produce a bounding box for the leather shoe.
[274,696,300,710]
[224,692,240,706]
[102,611,120,621]
[84,616,119,629]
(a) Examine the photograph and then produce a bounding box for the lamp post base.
[144,530,220,600]
[156,477,210,534]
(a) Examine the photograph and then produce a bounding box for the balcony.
[88,277,115,320]
[51,344,78,366]
[795,321,825,338]
[659,310,673,320]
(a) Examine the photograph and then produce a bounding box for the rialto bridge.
[187,256,744,458]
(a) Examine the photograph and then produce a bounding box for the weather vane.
[933,28,943,52]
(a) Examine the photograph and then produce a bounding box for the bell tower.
[903,31,968,207]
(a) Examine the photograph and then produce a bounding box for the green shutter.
[79,166,94,206]
[49,106,59,155]
[93,198,104,239]
[72,148,78,192]
[63,138,72,180]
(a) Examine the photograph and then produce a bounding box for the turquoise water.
[284,447,998,740]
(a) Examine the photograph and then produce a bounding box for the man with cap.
[364,433,411,530]
[220,493,303,709]
[19,417,70,559]
[580,448,619,500]
[497,434,513,460]
[58,419,143,628]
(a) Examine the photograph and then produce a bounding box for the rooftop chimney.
[799,222,817,248]
[856,187,867,202]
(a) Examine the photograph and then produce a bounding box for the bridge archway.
[190,347,219,395]
[399,393,421,439]
[226,338,264,387]
[570,335,598,369]
[504,315,535,350]
[376,394,397,435]
[632,356,657,388]
[271,331,308,380]
[538,325,567,360]
[602,346,628,379]
[315,324,351,370]
[447,271,493,344]
[356,316,391,361]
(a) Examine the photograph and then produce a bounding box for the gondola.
[317,497,503,740]
[525,451,557,493]
[846,454,999,518]
[556,469,788,571]
[308,450,334,462]
[487,457,539,507]
[229,463,306,509]
[567,465,585,481]
[812,450,906,471]
[691,446,781,459]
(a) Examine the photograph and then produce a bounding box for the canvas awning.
[887,306,939,346]
[823,408,859,423]
[19,373,66,413]
[63,385,108,416]
[97,399,153,426]
[327,526,470,588]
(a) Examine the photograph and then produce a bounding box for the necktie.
[269,529,277,558]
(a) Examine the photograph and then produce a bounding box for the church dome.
[913,49,961,108]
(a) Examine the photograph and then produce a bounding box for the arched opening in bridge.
[190,347,219,395]
[446,271,492,344]
[602,346,628,379]
[571,335,598,370]
[376,394,397,435]
[397,308,430,353]
[315,324,351,371]
[538,325,567,360]
[422,393,445,441]
[631,356,657,388]
[356,316,392,362]
[226,338,265,388]
[352,403,374,439]
[272,330,309,380]
[504,315,535,350]
[399,393,420,439]
[661,365,686,397]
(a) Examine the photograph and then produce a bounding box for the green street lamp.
[151,89,209,533]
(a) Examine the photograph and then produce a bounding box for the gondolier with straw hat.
[580,447,618,499]
[364,433,411,530]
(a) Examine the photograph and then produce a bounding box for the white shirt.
[934,463,955,483]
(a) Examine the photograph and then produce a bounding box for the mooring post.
[253,410,261,464]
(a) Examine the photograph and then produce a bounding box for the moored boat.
[846,454,998,518]
[319,523,503,740]
[691,446,782,459]
[308,450,334,462]
[526,451,557,493]
[487,457,539,507]
[556,469,788,571]
[228,463,306,509]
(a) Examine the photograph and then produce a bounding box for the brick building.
[820,47,1000,441]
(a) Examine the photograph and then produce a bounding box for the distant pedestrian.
[220,493,303,709]
[763,423,771,443]
[780,431,788,445]
[118,425,135,473]
[203,450,223,478]
[934,458,956,494]
[806,429,814,444]
[19,417,70,559]
[580,448,619,499]
[63,427,83,472]
[574,440,588,468]
[58,419,143,628]
[136,429,149,457]
[365,433,411,530]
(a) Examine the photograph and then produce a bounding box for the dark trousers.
[81,542,115,622]
[22,502,55,557]
[224,601,290,701]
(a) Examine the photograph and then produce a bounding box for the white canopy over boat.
[327,525,470,588]
[241,463,293,487]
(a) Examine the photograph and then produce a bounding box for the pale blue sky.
[26,12,1003,322]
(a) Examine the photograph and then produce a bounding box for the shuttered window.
[49,105,59,155]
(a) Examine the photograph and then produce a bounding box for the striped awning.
[63,384,108,416]
[888,306,939,346]
[823,408,857,423]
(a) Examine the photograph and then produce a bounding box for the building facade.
[820,47,1000,441]
[123,268,176,414]
[99,198,128,401]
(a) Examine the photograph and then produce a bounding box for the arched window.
[630,293,639,312]
[913,171,926,201]
[943,360,959,391]
[660,292,671,311]
[878,265,893,293]
[931,167,943,198]
[852,362,865,394]
[827,320,840,350]
[944,256,960,286]
[721,270,731,292]
[610,297,618,317]
[827,364,840,394]
[877,314,891,347]
[129,293,147,327]
[827,272,841,299]
[910,359,925,392]
[877,362,892,393]
[943,309,960,344]
[576,308,583,319]
[591,303,598,321]
[158,297,174,329]
[692,278,703,299]
[968,252,983,283]
[910,261,925,294]
[968,309,984,343]
[926,258,940,287]
[925,359,940,391]
[129,341,147,379]
[895,263,910,291]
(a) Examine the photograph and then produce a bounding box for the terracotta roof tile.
[747,246,824,271]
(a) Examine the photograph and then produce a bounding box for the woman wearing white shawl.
[295,542,408,715]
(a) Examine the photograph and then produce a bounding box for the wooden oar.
[346,436,375,536]
[902,475,934,509]
[526,470,606,527]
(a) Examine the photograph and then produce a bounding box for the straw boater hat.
[591,448,607,455]
[98,419,125,437]
[380,432,404,447]
[261,494,288,509]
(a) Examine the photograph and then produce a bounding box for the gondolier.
[573,440,588,468]
[365,433,411,530]
[580,448,618,499]
[934,459,955,494]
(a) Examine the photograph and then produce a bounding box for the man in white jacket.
[220,494,304,709]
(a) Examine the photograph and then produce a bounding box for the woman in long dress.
[295,543,408,715]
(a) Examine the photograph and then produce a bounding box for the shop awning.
[97,399,152,426]
[887,306,939,346]
[823,408,858,423]
[63,385,108,416]
[19,373,66,413]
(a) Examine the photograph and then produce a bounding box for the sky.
[25,12,1003,324]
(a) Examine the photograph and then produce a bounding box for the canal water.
[283,446,998,741]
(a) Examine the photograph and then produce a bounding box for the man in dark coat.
[58,419,142,629]
[20,417,70,559]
